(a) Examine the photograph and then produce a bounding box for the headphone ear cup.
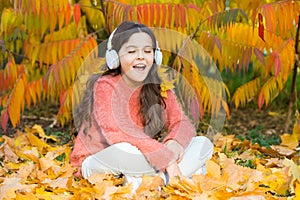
[154,49,162,65]
[106,49,119,69]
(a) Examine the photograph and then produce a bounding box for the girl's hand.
[165,140,184,163]
[166,162,182,178]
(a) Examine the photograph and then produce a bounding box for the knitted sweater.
[70,74,195,176]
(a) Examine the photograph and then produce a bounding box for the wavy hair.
[74,21,166,138]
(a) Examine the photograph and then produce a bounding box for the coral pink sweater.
[70,74,195,176]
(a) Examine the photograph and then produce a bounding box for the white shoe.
[194,164,207,175]
[124,175,143,192]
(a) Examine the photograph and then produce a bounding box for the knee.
[113,142,141,154]
[192,136,213,147]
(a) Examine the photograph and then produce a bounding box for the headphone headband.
[107,27,118,50]
[105,26,163,69]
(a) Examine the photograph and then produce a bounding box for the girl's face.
[118,32,154,87]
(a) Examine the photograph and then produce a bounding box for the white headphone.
[105,27,163,70]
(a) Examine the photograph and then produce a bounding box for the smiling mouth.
[133,65,146,71]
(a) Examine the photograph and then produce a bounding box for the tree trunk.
[284,15,300,133]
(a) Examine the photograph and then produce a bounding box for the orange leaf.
[8,75,26,128]
[65,4,72,27]
[149,3,154,26]
[174,4,179,29]
[155,3,161,27]
[161,4,167,27]
[257,92,265,109]
[73,4,81,27]
[1,110,9,132]
[274,54,281,77]
[180,4,186,30]
[143,4,148,26]
[168,3,173,28]
[137,5,143,23]
[58,7,65,29]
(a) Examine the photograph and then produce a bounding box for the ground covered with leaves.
[1,111,300,199]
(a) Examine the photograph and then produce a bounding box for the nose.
[136,50,144,59]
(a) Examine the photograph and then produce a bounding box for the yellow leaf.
[26,132,50,151]
[283,158,300,180]
[206,159,221,178]
[14,131,30,147]
[268,111,280,116]
[32,124,58,141]
[292,121,300,140]
[3,162,23,171]
[22,148,40,164]
[0,177,36,200]
[39,157,53,172]
[35,187,54,200]
[158,66,175,98]
[280,133,298,149]
[16,192,38,200]
[295,182,300,199]
[263,167,292,195]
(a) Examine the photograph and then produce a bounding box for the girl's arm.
[70,119,108,177]
[162,90,195,150]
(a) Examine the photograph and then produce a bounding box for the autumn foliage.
[0,0,299,131]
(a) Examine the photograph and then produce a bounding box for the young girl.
[71,21,213,190]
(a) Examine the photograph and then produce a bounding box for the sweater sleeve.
[93,78,175,171]
[70,120,108,177]
[162,90,195,149]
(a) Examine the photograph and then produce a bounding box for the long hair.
[74,21,166,138]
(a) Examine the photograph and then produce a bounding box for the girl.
[70,21,213,190]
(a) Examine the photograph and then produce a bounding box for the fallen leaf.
[136,175,164,196]
[283,158,300,182]
[280,133,298,149]
[15,192,39,200]
[192,173,224,192]
[3,142,19,162]
[271,145,295,157]
[264,158,283,168]
[26,132,50,152]
[294,181,300,199]
[263,167,292,195]
[16,162,35,179]
[229,194,266,200]
[0,177,36,199]
[32,124,58,141]
[42,177,70,189]
[206,159,221,178]
[219,153,264,192]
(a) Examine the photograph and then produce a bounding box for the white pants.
[81,136,213,180]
